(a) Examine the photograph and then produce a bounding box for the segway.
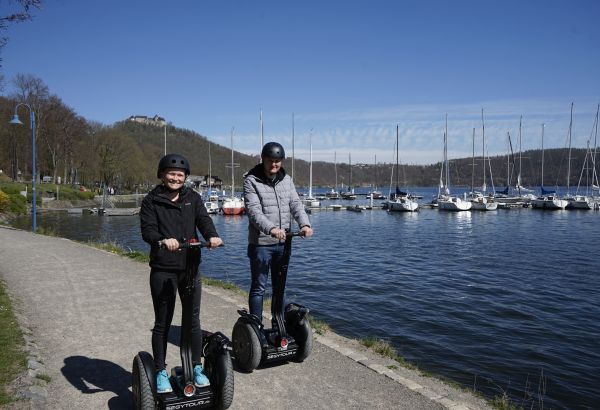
[232,231,313,372]
[132,240,234,410]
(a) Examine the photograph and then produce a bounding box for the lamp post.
[9,103,37,232]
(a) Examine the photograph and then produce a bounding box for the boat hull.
[438,197,472,211]
[388,198,419,212]
[531,196,568,210]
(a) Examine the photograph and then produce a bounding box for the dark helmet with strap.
[261,142,285,159]
[157,154,190,178]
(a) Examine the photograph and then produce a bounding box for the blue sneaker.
[156,369,173,393]
[193,365,210,387]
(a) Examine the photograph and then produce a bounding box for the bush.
[8,194,26,214]
[0,190,8,213]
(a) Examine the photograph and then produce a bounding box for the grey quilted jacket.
[243,164,311,245]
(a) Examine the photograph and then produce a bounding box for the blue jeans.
[247,243,286,327]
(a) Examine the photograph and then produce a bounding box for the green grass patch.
[307,316,329,335]
[360,336,418,370]
[490,393,523,410]
[85,240,149,262]
[201,277,248,296]
[0,280,27,405]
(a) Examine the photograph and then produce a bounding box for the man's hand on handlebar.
[300,226,313,238]
[270,227,287,240]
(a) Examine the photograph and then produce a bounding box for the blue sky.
[2,0,599,164]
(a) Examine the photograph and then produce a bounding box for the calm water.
[12,187,600,409]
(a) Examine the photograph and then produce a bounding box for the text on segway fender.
[266,349,297,360]
[165,399,211,410]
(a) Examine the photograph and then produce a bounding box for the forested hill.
[1,96,595,191]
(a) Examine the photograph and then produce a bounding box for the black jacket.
[140,185,219,271]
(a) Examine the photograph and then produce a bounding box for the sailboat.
[340,153,357,199]
[531,123,568,210]
[389,125,418,212]
[468,111,497,211]
[564,103,594,209]
[325,151,341,199]
[438,115,472,211]
[302,131,320,208]
[569,104,600,209]
[203,140,219,214]
[367,155,384,199]
[221,128,245,215]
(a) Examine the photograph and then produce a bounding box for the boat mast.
[309,129,313,198]
[541,123,545,189]
[334,151,338,192]
[518,116,523,195]
[445,114,449,193]
[396,125,399,194]
[471,127,475,195]
[231,127,235,197]
[481,108,486,194]
[260,109,264,151]
[208,140,212,196]
[567,102,574,194]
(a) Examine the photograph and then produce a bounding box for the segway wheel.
[232,320,261,372]
[294,320,313,362]
[205,350,234,409]
[132,354,156,410]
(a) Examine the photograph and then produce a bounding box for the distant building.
[128,114,166,127]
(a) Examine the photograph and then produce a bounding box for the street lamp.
[9,103,37,232]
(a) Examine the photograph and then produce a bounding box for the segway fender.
[236,309,263,329]
[285,303,310,325]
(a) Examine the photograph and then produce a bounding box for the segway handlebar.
[286,231,306,238]
[157,239,223,249]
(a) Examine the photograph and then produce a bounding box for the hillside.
[1,96,596,191]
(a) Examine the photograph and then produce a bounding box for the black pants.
[150,268,202,371]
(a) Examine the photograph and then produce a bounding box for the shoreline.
[0,225,494,409]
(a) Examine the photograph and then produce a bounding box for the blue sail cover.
[395,187,407,196]
[495,187,509,195]
[540,186,555,195]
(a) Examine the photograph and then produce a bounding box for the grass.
[0,280,27,405]
[360,336,418,370]
[85,240,149,262]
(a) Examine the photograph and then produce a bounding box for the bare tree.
[11,73,49,182]
[0,0,42,67]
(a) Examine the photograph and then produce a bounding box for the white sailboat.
[326,151,341,199]
[468,112,497,211]
[340,153,357,200]
[494,116,536,205]
[222,127,245,215]
[302,131,320,208]
[389,125,418,212]
[531,123,568,210]
[438,115,472,211]
[565,103,595,209]
[203,140,219,213]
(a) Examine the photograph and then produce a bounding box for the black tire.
[293,320,313,362]
[132,355,156,410]
[205,351,234,410]
[232,320,261,372]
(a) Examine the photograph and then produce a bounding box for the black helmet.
[157,154,190,178]
[261,142,285,159]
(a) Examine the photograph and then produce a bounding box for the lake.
[11,186,600,409]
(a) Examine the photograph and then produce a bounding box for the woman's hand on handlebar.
[208,237,223,248]
[161,238,180,252]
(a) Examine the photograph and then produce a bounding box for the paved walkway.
[0,226,490,409]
